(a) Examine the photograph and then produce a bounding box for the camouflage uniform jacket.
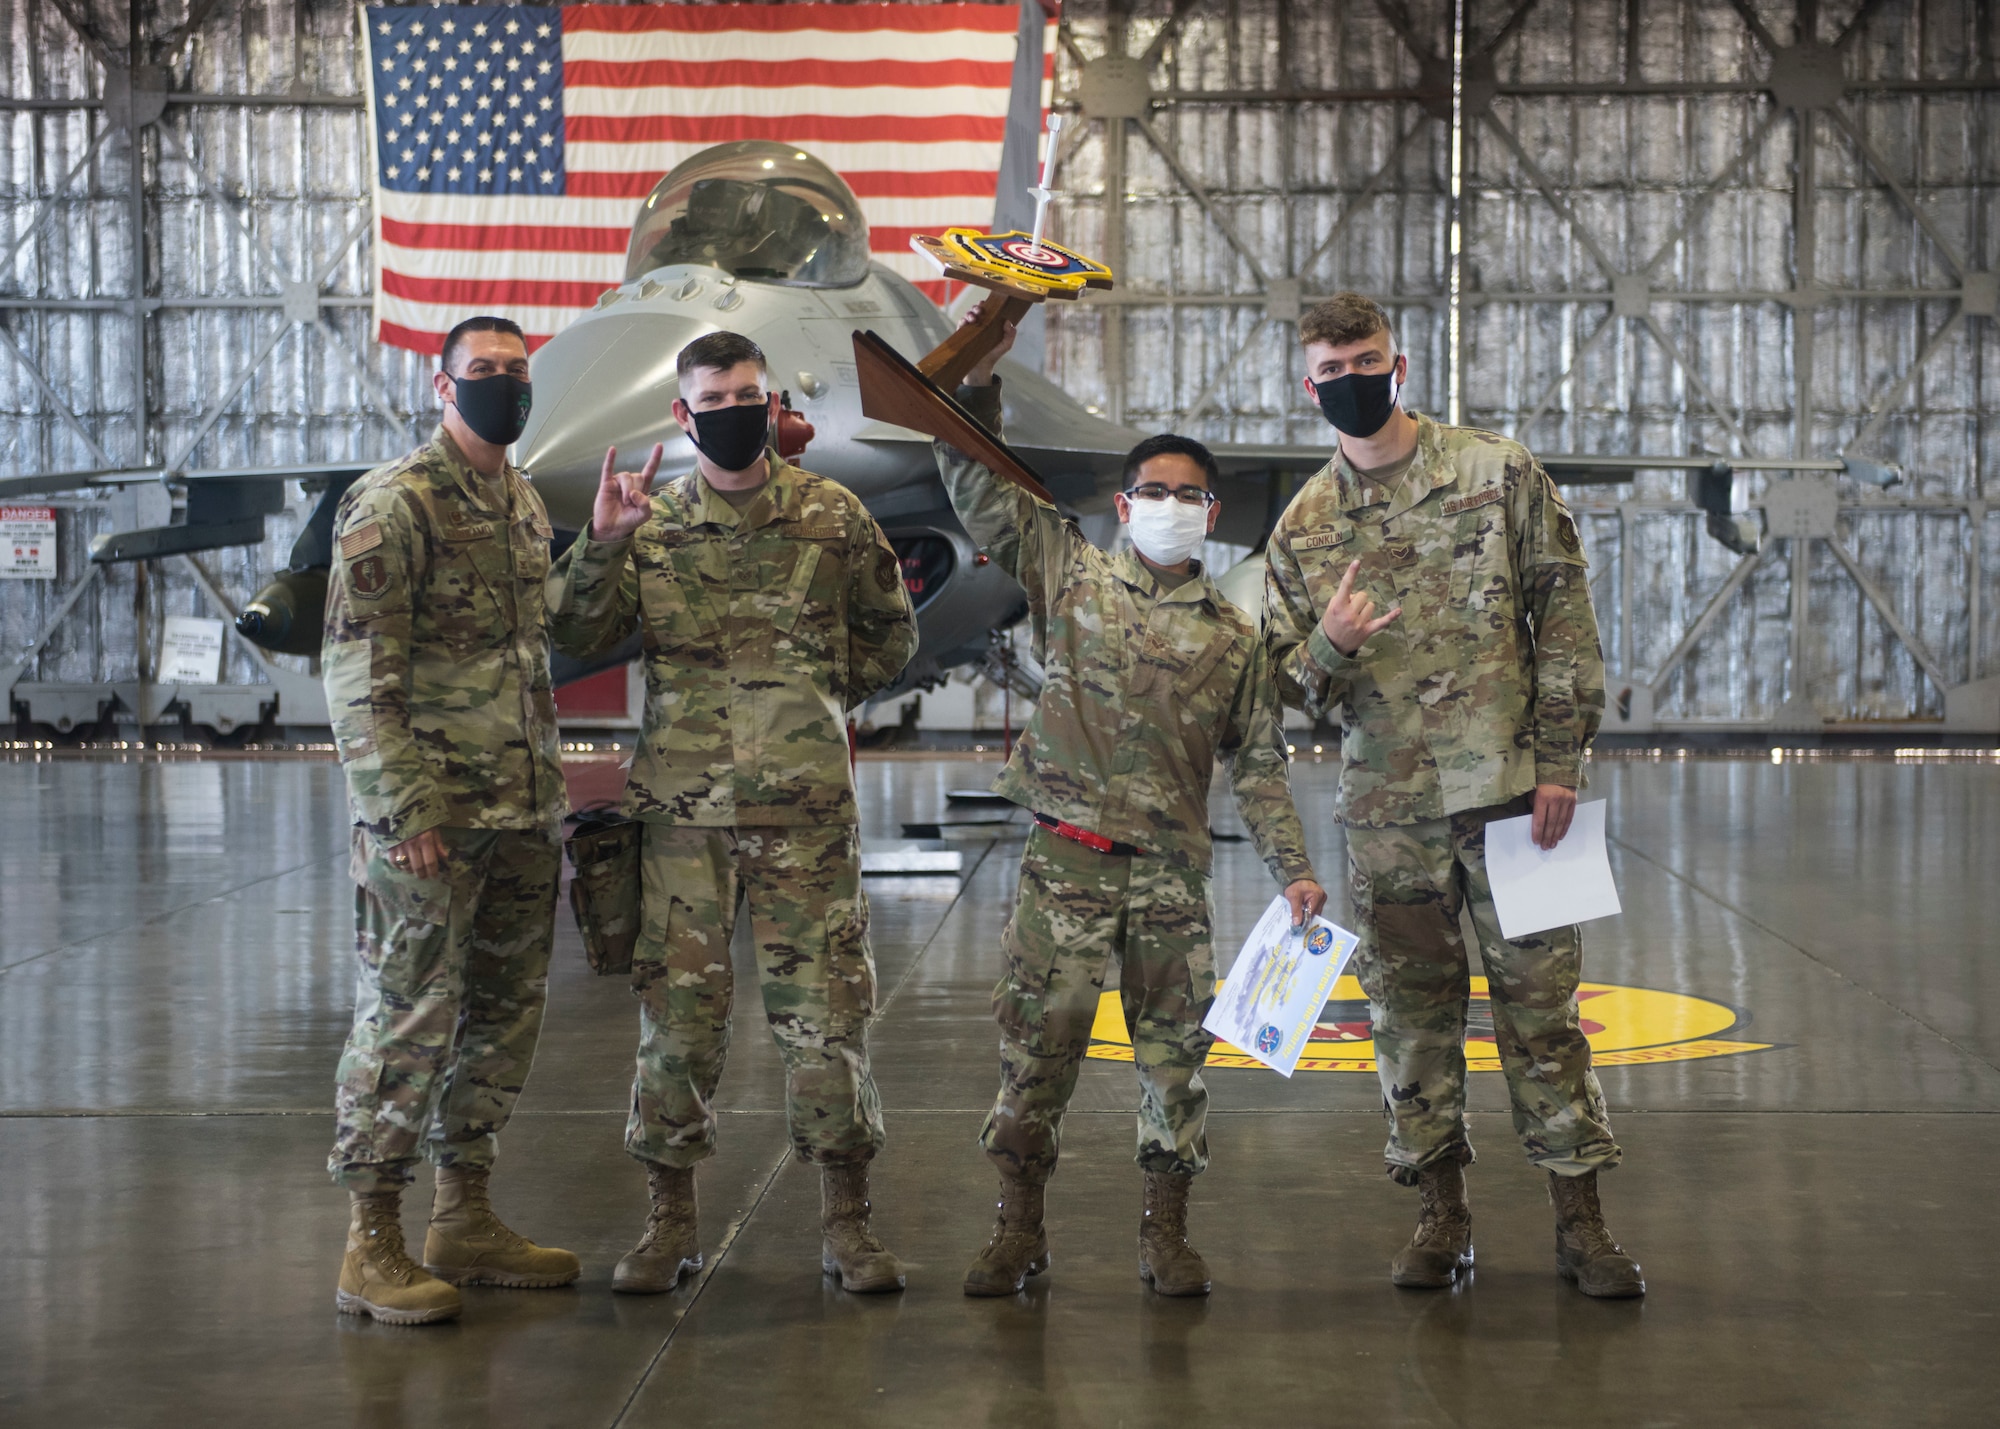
[547,454,916,827]
[323,426,567,844]
[936,383,1314,887]
[1263,411,1604,829]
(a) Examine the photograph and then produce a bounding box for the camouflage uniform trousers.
[980,825,1217,1185]
[329,826,561,1193]
[1346,795,1621,1185]
[628,822,885,1169]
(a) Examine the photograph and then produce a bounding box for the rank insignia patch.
[351,554,389,598]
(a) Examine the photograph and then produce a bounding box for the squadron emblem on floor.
[1087,976,1776,1072]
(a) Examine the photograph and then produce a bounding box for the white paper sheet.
[1485,799,1622,940]
[159,616,224,686]
[1202,895,1359,1078]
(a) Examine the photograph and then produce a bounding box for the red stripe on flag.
[380,216,627,254]
[380,319,558,355]
[564,113,1005,145]
[561,172,661,199]
[381,269,611,311]
[378,319,447,355]
[869,224,1002,250]
[562,168,1000,201]
[562,4,1021,35]
[563,57,1013,89]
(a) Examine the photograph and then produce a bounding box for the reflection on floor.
[3,751,1997,1427]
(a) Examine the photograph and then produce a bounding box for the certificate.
[1203,895,1359,1078]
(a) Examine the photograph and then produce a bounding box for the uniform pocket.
[430,528,511,650]
[822,892,878,1026]
[564,815,642,975]
[992,828,1077,1050]
[637,561,703,650]
[1450,489,1509,607]
[352,826,453,927]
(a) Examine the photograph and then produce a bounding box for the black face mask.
[689,402,771,473]
[1313,371,1399,438]
[449,372,532,446]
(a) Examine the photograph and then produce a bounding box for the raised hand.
[961,298,1018,386]
[1321,559,1401,656]
[593,443,662,541]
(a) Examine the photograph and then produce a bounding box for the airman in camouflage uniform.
[1264,292,1643,1297]
[935,307,1323,1298]
[323,316,578,1326]
[548,330,917,1295]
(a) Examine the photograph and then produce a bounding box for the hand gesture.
[1284,879,1328,929]
[593,443,662,541]
[962,298,1018,387]
[1321,559,1401,657]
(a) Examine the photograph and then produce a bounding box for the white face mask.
[1124,494,1210,566]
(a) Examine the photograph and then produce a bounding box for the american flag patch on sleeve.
[340,522,384,559]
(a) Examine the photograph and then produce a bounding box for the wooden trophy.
[853,115,1112,503]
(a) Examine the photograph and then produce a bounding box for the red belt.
[1035,812,1144,857]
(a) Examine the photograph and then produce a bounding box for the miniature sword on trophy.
[852,113,1114,501]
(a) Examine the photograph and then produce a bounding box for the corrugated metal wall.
[0,0,413,698]
[1046,0,1999,726]
[2,0,1995,729]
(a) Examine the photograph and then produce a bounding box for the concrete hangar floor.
[2,745,1996,1427]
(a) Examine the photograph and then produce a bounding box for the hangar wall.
[1045,0,2000,729]
[2,0,1997,733]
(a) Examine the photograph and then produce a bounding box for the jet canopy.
[624,142,871,288]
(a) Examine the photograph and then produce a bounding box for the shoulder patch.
[350,554,390,599]
[339,521,383,558]
[1557,512,1583,553]
[1442,488,1504,517]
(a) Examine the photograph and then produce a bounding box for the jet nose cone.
[518,310,710,527]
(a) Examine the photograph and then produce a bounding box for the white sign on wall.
[160,616,226,686]
[0,505,57,579]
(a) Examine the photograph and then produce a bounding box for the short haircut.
[440,315,526,375]
[1299,291,1394,350]
[1122,432,1219,489]
[676,330,768,381]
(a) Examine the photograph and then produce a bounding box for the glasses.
[1125,483,1217,507]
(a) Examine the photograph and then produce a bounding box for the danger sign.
[0,506,56,579]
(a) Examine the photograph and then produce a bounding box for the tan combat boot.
[820,1162,906,1293]
[1550,1170,1646,1298]
[613,1162,703,1294]
[963,1174,1050,1297]
[337,1190,463,1325]
[1137,1170,1211,1296]
[423,1166,581,1288]
[1391,1160,1475,1288]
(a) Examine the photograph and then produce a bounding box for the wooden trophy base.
[852,326,1054,504]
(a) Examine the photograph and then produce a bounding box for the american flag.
[361,2,1053,354]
